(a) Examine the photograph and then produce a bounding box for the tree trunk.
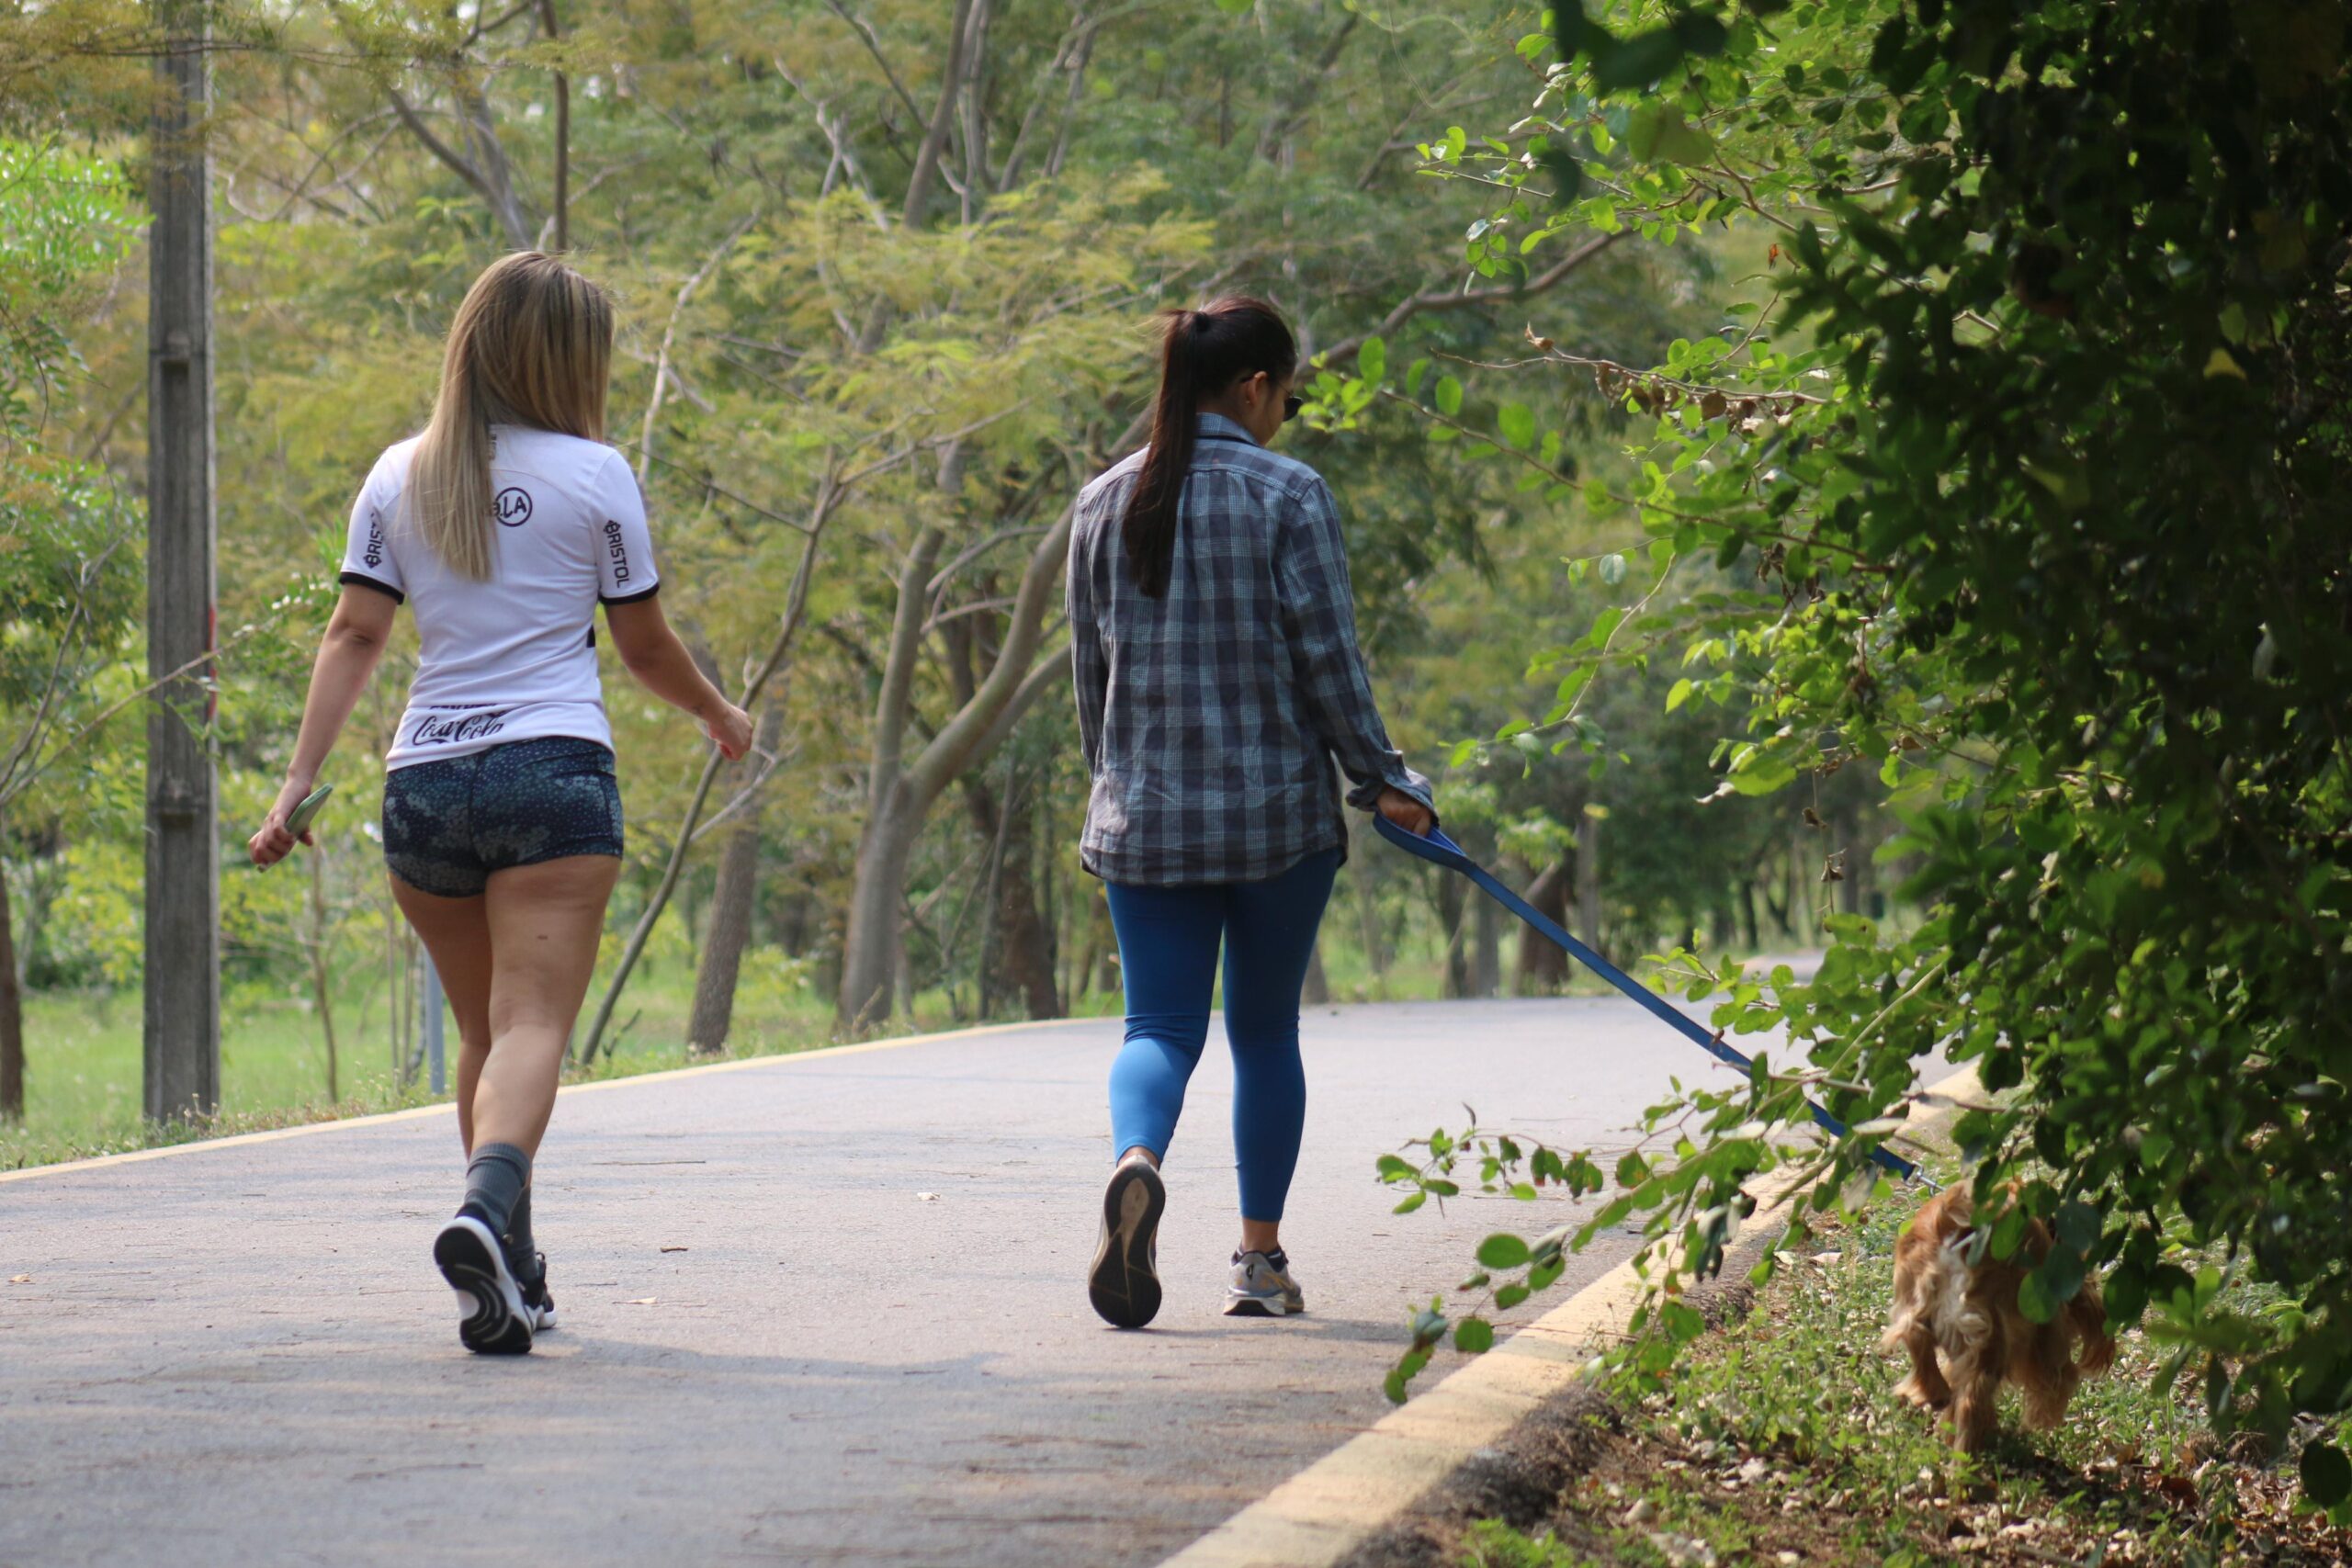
[0,863,22,1121]
[1473,886,1502,998]
[1514,859,1570,993]
[840,781,922,1032]
[992,784,1059,1018]
[687,704,786,1057]
[1837,806,1867,918]
[1788,825,1810,944]
[1351,816,1388,980]
[1436,869,1469,998]
[835,500,1075,1029]
[1576,813,1602,955]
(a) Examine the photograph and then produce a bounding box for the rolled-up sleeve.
[1068,523,1108,774]
[1274,478,1434,816]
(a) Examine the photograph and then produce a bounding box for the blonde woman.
[248,253,752,1355]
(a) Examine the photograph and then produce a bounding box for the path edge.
[1156,1065,1984,1568]
[0,1015,1105,1185]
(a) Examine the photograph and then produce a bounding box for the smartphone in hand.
[265,783,335,868]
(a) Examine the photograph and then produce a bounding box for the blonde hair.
[407,252,615,580]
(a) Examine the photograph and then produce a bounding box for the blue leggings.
[1103,848,1340,1223]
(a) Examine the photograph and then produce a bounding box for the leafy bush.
[1354,0,2352,1513]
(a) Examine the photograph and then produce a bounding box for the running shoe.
[516,1251,557,1333]
[1088,1153,1166,1329]
[1225,1248,1306,1317]
[434,1214,535,1355]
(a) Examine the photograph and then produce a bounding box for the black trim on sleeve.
[339,570,404,604]
[598,581,662,606]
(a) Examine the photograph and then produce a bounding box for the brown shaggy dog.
[1883,1184,2117,1451]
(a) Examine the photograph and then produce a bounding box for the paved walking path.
[0,998,1758,1568]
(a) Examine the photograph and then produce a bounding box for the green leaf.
[1453,1316,1497,1354]
[1598,552,1628,587]
[1476,1233,1532,1269]
[1661,1299,1706,1343]
[2302,1441,2351,1507]
[1667,677,1693,713]
[1730,759,1797,795]
[1435,376,1464,417]
[1358,337,1387,386]
[1625,103,1718,166]
[1498,400,1537,449]
[1592,26,1693,90]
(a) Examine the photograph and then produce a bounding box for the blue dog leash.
[1373,815,1922,1184]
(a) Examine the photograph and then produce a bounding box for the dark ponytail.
[1123,296,1297,598]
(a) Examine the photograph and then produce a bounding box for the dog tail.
[2068,1274,2117,1375]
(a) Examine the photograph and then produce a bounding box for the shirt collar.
[1196,412,1259,447]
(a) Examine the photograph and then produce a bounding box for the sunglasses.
[1283,393,1304,423]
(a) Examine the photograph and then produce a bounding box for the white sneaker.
[1088,1154,1166,1328]
[1225,1248,1305,1317]
[433,1215,535,1355]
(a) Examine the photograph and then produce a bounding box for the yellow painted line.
[0,1015,1108,1186]
[1158,1064,1982,1568]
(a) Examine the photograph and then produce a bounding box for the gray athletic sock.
[458,1143,530,1241]
[503,1184,539,1282]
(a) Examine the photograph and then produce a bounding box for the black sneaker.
[1088,1154,1166,1329]
[434,1214,534,1355]
[516,1251,557,1333]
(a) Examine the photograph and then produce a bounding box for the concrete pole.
[142,0,221,1122]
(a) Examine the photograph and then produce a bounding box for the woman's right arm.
[1276,479,1437,836]
[604,594,753,761]
[248,584,399,867]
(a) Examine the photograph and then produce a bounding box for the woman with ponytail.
[1068,297,1435,1328]
[248,253,752,1354]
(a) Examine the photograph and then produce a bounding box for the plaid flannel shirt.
[1067,412,1434,886]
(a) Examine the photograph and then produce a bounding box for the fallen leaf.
[916,1191,940,1201]
[7,1274,28,1284]
[619,1296,658,1305]
[660,1245,688,1253]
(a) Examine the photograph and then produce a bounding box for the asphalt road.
[0,998,1765,1568]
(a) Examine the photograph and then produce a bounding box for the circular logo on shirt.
[493,487,534,527]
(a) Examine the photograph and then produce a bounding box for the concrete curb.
[1158,1065,1984,1568]
[0,1014,1108,1185]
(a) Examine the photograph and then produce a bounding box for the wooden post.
[142,0,221,1122]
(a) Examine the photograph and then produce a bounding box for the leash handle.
[1372,814,1920,1183]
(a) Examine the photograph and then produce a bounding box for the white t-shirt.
[340,424,662,771]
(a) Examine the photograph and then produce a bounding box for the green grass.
[1,962,1043,1170]
[0,927,1779,1173]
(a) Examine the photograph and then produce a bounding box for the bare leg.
[389,877,495,1153]
[472,855,620,1157]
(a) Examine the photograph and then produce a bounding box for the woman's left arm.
[248,584,399,867]
[1277,479,1436,833]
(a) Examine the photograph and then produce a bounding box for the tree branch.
[1254,12,1359,163]
[900,0,979,226]
[1320,230,1634,367]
